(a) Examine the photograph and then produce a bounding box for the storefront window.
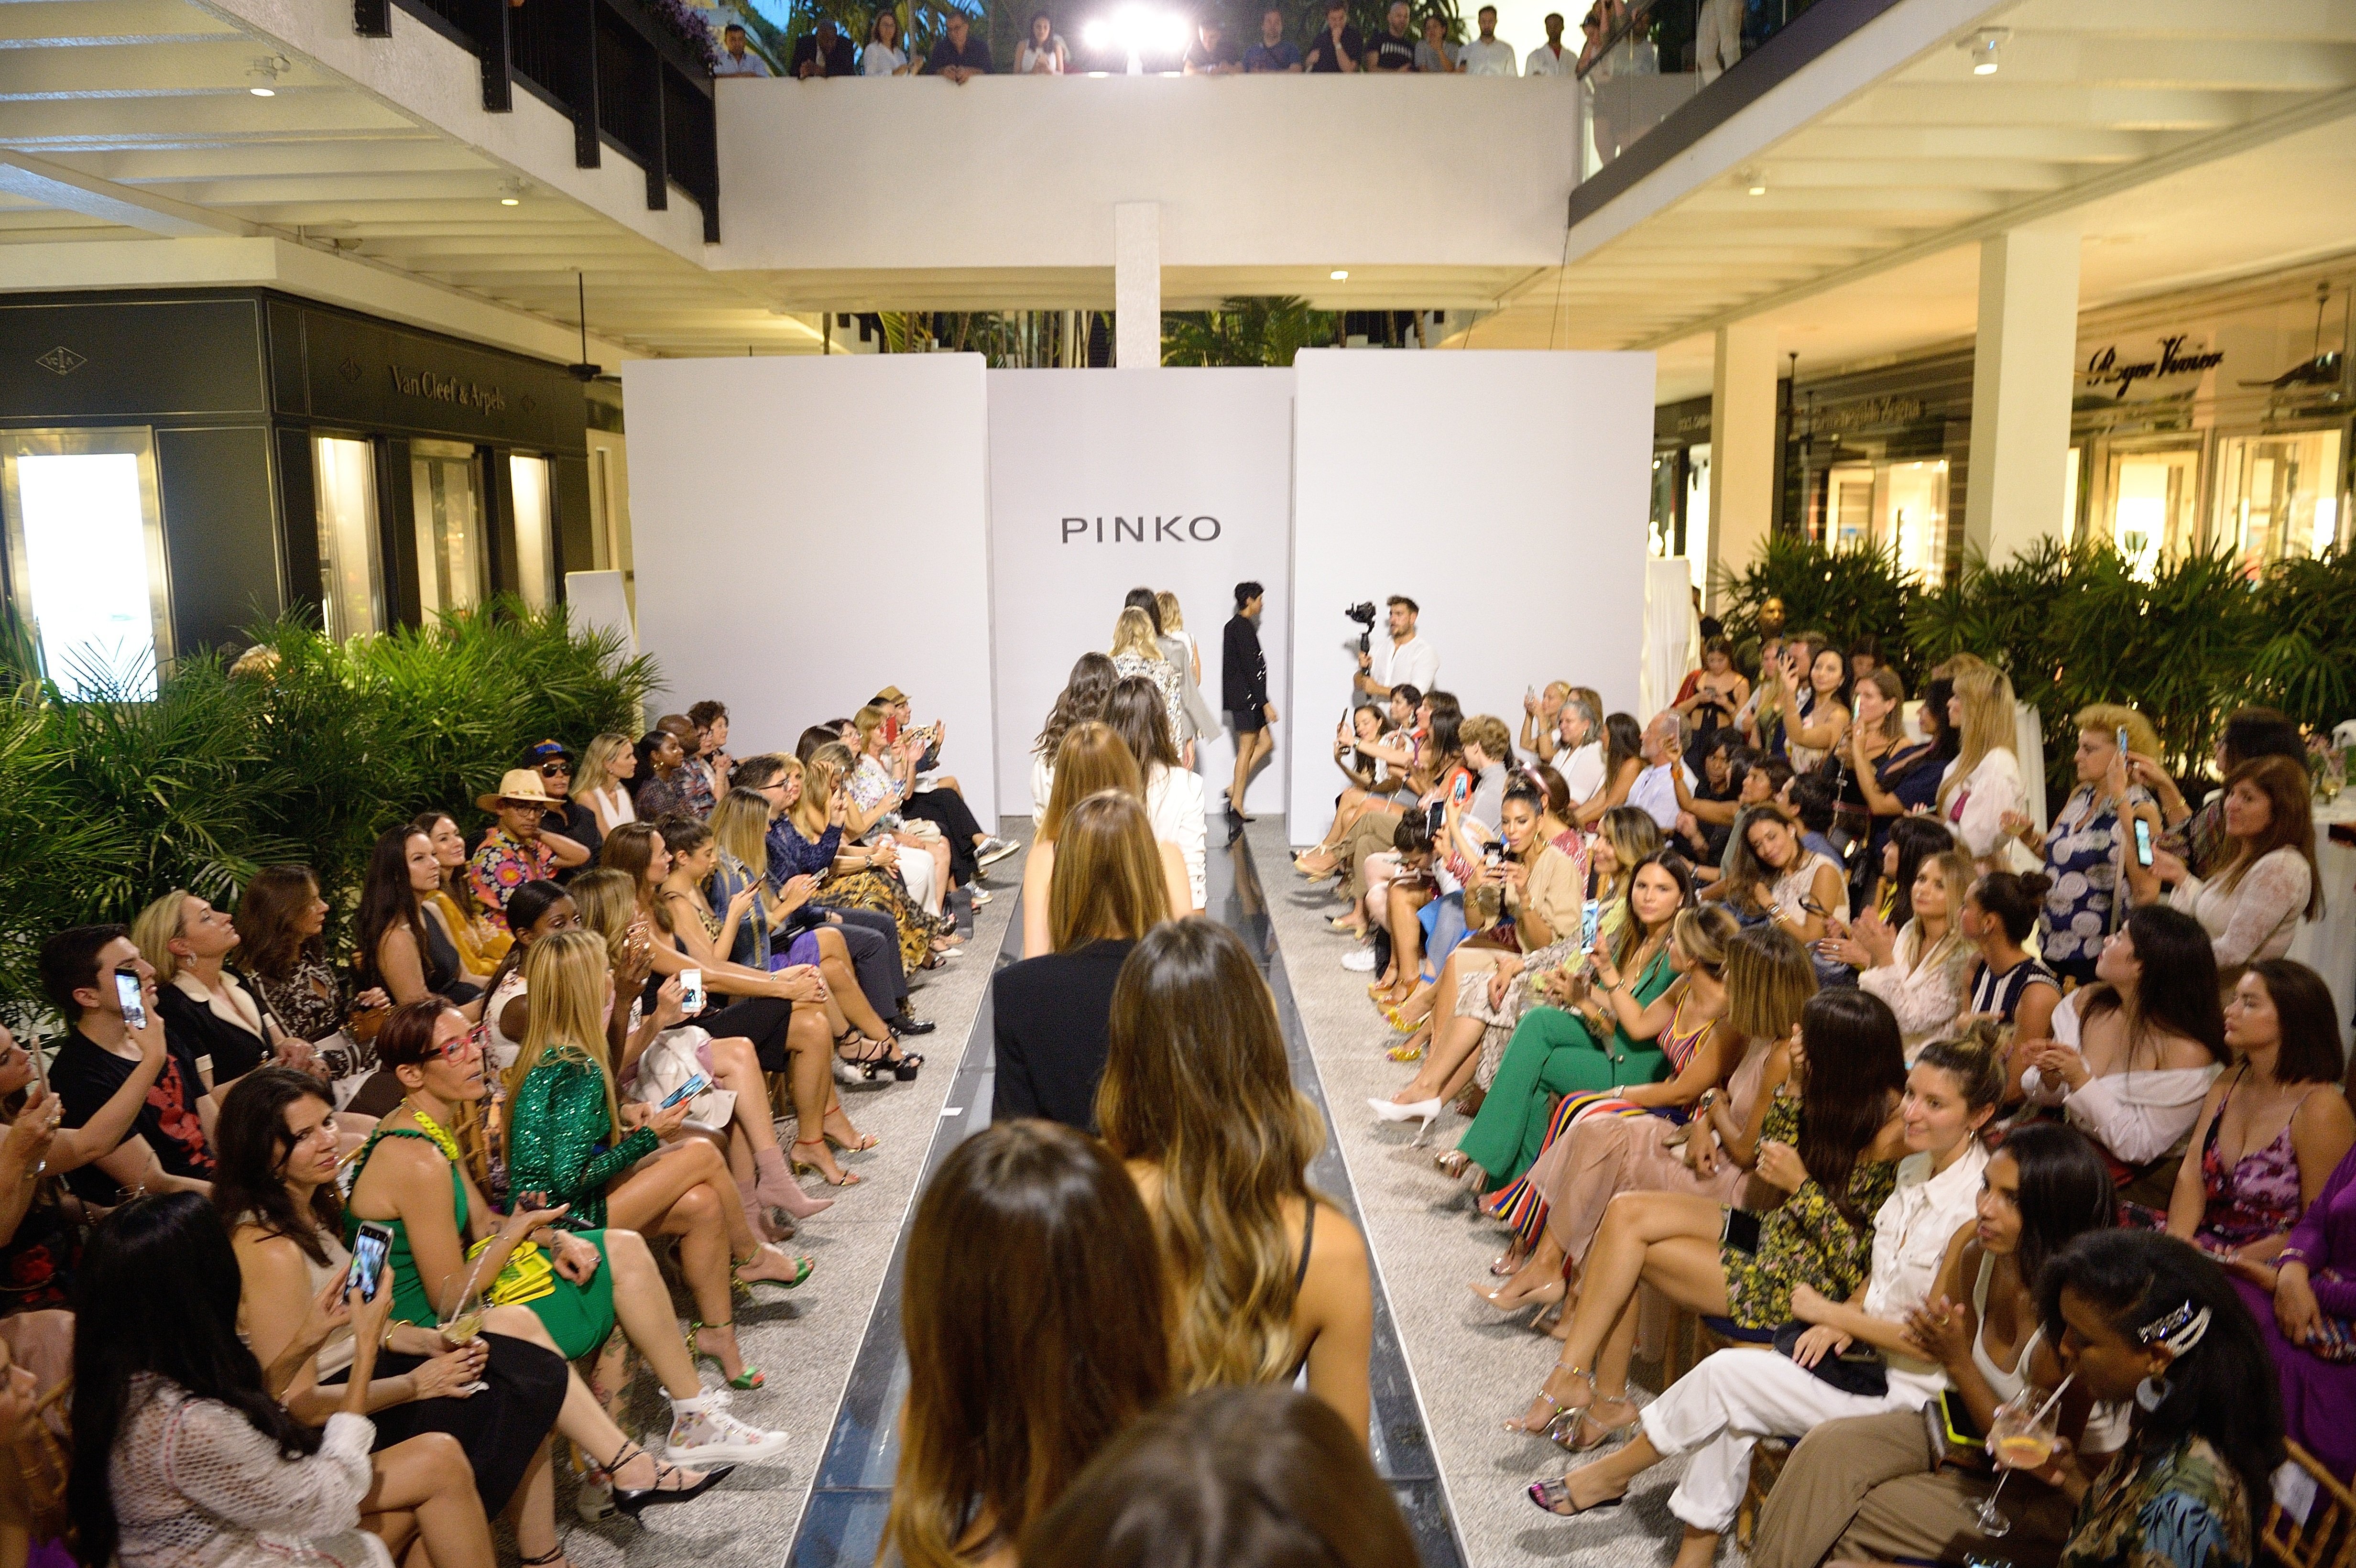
[1685,444,1711,597]
[1826,462,1875,550]
[2103,444,2202,580]
[1883,459,1949,584]
[2214,428,2345,571]
[0,428,170,698]
[508,455,556,611]
[314,436,382,641]
[411,441,488,619]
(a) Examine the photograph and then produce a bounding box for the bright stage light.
[1086,7,1187,72]
[1329,269,1349,280]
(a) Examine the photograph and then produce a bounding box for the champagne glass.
[437,1262,490,1393]
[1974,1383,2063,1537]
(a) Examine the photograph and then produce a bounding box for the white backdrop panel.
[620,355,998,822]
[987,368,1295,817]
[1287,348,1656,843]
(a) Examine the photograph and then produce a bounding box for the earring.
[2134,1373,2172,1412]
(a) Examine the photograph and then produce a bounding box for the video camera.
[1345,601,1377,654]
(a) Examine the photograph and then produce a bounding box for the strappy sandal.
[732,1245,815,1292]
[825,1127,882,1154]
[1526,1475,1623,1516]
[791,1137,862,1185]
[1549,1398,1641,1454]
[1386,1038,1426,1062]
[685,1319,764,1391]
[519,1547,571,1568]
[835,1032,896,1082]
[590,1439,729,1521]
[1506,1363,1595,1435]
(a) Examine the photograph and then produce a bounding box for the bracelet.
[2281,1247,2312,1266]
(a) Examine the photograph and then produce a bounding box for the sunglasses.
[538,761,571,775]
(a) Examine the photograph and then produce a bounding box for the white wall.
[711,74,1579,280]
[1286,348,1656,842]
[987,368,1294,817]
[620,354,999,822]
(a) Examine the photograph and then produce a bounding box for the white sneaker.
[1340,947,1378,972]
[664,1391,790,1465]
[977,836,1020,868]
[969,887,993,907]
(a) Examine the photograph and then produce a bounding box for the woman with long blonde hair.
[1108,605,1185,752]
[1021,722,1190,957]
[1937,663,2026,864]
[1096,919,1374,1442]
[578,732,638,837]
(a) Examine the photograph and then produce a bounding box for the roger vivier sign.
[2084,335,2225,400]
[388,363,507,414]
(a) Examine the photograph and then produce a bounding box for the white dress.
[1145,762,1208,910]
[1559,740,1606,805]
[584,783,636,832]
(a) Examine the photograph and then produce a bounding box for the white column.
[1114,201,1160,369]
[1706,321,1777,610]
[1964,217,2082,565]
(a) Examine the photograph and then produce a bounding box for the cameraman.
[1354,596,1439,702]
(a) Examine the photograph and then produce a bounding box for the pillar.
[1964,216,2082,565]
[1114,202,1159,369]
[1706,321,1777,611]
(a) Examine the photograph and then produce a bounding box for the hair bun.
[2017,871,2053,900]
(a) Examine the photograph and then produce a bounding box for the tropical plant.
[1713,534,1922,686]
[1162,297,1339,368]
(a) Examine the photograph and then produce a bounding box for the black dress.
[1223,615,1269,730]
[322,1334,569,1513]
[992,939,1136,1131]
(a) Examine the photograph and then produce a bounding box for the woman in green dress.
[1440,850,1693,1195]
[344,999,789,1505]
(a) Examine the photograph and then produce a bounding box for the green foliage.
[1714,535,1923,685]
[1162,297,1339,368]
[0,600,656,1011]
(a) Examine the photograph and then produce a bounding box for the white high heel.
[1368,1097,1444,1143]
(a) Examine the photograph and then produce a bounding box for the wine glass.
[1974,1385,2062,1538]
[437,1263,491,1394]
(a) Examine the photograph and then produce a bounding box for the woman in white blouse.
[1821,848,1975,1061]
[1554,689,1607,804]
[1102,675,1207,912]
[1015,11,1069,71]
[1935,663,2025,866]
[861,10,916,74]
[576,731,638,837]
[2126,752,2319,971]
[2019,904,2228,1209]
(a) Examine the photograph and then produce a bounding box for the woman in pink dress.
[1475,923,1818,1313]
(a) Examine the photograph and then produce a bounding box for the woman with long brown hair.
[354,824,484,1020]
[411,810,511,980]
[882,1120,1170,1568]
[235,865,388,1068]
[1020,722,1190,958]
[1097,919,1374,1441]
[777,747,951,971]
[2128,751,2320,971]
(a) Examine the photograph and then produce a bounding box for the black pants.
[325,1331,568,1514]
[901,789,981,887]
[700,995,797,1073]
[802,905,907,1011]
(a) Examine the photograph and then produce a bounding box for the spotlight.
[1084,7,1187,73]
[1738,167,1766,196]
[247,55,288,95]
[498,177,527,207]
[1958,28,2007,74]
[1330,269,1349,280]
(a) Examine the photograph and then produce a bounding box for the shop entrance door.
[2214,428,2345,570]
[411,441,488,618]
[2101,443,2203,579]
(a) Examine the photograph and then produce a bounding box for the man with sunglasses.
[525,739,602,872]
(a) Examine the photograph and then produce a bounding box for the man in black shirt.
[1304,0,1361,70]
[38,924,214,1205]
[1367,0,1418,69]
[927,13,993,82]
[791,19,857,77]
[1222,580,1277,836]
[1182,17,1243,73]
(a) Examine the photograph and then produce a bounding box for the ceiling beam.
[0,0,243,47]
[0,144,251,236]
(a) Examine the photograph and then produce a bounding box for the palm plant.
[1714,534,1922,685]
[1162,296,1339,368]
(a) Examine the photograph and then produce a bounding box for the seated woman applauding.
[1507,989,1910,1450]
[1437,849,1693,1198]
[1527,1027,2005,1568]
[1821,847,1976,1060]
[1748,1123,2122,1568]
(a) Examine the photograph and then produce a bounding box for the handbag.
[464,1233,557,1307]
[1769,1321,1888,1397]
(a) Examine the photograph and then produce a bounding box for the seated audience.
[1712,802,1845,945]
[1523,680,1572,763]
[1958,870,2062,1083]
[1674,638,1749,768]
[2021,904,2228,1209]
[1243,5,1304,69]
[39,926,212,1203]
[462,773,564,932]
[1867,812,1957,925]
[1099,919,1374,1439]
[411,811,513,979]
[1939,663,2027,865]
[1295,686,1428,885]
[69,1192,496,1568]
[1748,1123,2122,1568]
[884,1120,1169,1567]
[575,731,639,838]
[778,747,950,973]
[994,792,1170,1131]
[2165,959,2354,1265]
[1529,1030,2002,1568]
[2006,705,2160,986]
[1022,1387,1421,1568]
[524,740,600,868]
[1778,641,1853,772]
[1304,0,1361,69]
[1573,712,1645,828]
[360,825,484,1018]
[1553,687,1607,800]
[2149,705,2307,877]
[862,9,914,73]
[1842,665,1941,868]
[630,729,695,821]
[842,714,951,919]
[1022,723,1190,958]
[927,13,992,80]
[236,866,386,1082]
[1624,710,1692,832]
[1825,846,1974,1058]
[2129,752,2319,971]
[133,889,298,1100]
[1182,16,1240,71]
[2258,1141,2356,1480]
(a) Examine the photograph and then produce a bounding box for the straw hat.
[475,768,555,813]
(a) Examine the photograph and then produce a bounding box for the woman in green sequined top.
[503,931,813,1391]
[1506,987,1911,1442]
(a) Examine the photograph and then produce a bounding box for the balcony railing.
[354,0,721,242]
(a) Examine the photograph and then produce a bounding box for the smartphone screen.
[2132,816,2154,867]
[348,1221,393,1302]
[677,968,704,1013]
[660,1074,709,1110]
[113,966,146,1031]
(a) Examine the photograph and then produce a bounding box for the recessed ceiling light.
[499,196,519,206]
[249,85,275,96]
[1330,269,1349,281]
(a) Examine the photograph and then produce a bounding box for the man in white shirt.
[1523,11,1574,75]
[1625,709,1694,830]
[1459,5,1518,73]
[713,22,772,76]
[1355,596,1439,703]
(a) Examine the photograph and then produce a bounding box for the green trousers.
[1455,1004,1668,1187]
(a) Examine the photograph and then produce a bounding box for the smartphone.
[1721,1207,1762,1255]
[676,968,704,1013]
[348,1220,394,1303]
[113,966,146,1031]
[2116,724,2131,762]
[659,1073,709,1111]
[1935,1386,1987,1450]
[1580,899,1602,947]
[2132,816,2154,868]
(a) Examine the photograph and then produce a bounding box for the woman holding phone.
[2004,707,2159,988]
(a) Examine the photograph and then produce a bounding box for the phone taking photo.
[659,1074,709,1111]
[113,965,146,1031]
[676,968,704,1014]
[348,1220,394,1303]
[2132,815,2154,868]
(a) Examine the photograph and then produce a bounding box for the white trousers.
[1637,1347,1923,1534]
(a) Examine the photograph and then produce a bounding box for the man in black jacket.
[1222,580,1276,834]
